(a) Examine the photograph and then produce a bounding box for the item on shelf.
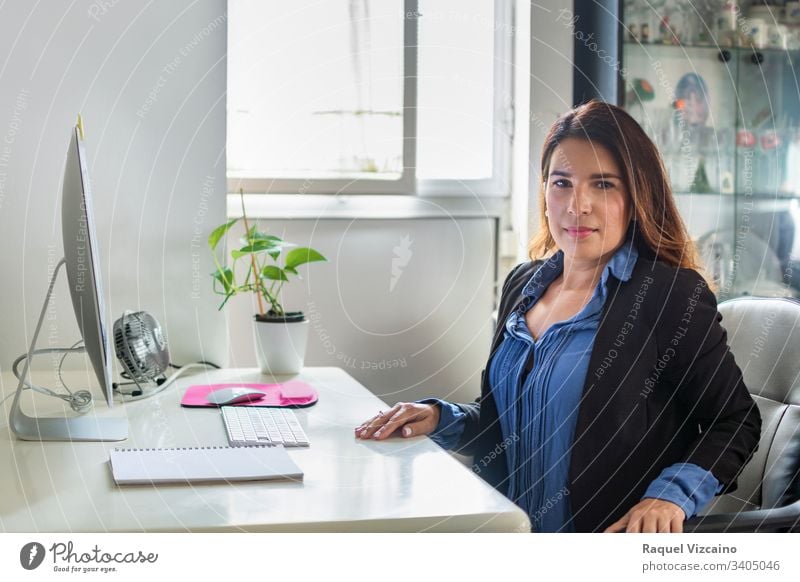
[691,156,713,193]
[678,0,712,46]
[713,0,741,47]
[625,78,655,105]
[746,17,768,48]
[695,14,713,45]
[720,170,735,193]
[787,1,800,24]
[746,1,783,48]
[660,7,684,45]
[767,22,789,48]
[627,0,657,43]
[674,72,710,129]
[736,130,756,148]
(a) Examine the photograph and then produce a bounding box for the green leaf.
[243,227,282,245]
[208,218,239,250]
[285,247,327,270]
[252,233,297,261]
[272,241,298,258]
[261,265,288,281]
[211,267,235,294]
[284,266,298,275]
[231,239,280,259]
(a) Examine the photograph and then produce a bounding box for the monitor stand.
[9,258,128,442]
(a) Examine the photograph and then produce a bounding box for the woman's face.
[545,138,632,264]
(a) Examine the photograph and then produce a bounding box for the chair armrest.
[684,499,800,532]
[447,451,474,470]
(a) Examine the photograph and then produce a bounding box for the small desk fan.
[111,310,219,402]
[113,310,171,395]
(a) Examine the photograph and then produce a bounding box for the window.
[227,0,512,196]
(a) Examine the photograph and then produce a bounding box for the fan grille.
[113,311,170,384]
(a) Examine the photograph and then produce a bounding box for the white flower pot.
[252,316,310,375]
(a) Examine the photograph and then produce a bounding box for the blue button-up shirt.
[420,243,722,531]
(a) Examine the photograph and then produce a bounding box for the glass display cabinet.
[621,0,800,299]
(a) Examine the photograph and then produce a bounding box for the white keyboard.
[221,406,310,447]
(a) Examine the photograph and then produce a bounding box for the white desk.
[0,367,530,532]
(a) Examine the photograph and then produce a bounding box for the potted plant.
[208,192,327,374]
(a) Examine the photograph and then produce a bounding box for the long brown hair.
[527,100,713,288]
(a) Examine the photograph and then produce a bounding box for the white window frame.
[227,0,514,198]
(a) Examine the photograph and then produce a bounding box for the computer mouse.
[206,387,266,406]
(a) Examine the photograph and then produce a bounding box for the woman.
[355,100,761,533]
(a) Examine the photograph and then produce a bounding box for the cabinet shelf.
[671,191,734,197]
[623,40,800,56]
[622,7,800,300]
[746,192,800,200]
[673,191,800,200]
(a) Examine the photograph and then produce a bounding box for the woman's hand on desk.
[354,402,440,440]
[604,498,686,533]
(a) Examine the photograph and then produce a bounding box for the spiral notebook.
[109,445,303,485]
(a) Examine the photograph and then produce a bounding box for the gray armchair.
[685,296,800,532]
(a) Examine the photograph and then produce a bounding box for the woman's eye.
[596,181,614,189]
[552,179,570,188]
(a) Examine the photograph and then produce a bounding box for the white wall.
[224,196,500,406]
[0,1,228,377]
[528,0,575,246]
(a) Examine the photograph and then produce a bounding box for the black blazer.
[453,250,762,532]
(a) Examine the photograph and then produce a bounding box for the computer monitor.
[9,118,128,441]
[62,120,114,408]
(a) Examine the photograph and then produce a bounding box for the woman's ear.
[627,202,636,224]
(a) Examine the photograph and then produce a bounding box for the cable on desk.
[11,342,93,413]
[9,347,220,407]
[113,361,220,403]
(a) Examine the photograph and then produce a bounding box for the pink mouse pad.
[181,380,319,408]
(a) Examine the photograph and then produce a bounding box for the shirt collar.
[603,238,638,284]
[522,238,639,300]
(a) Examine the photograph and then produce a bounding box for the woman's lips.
[564,227,597,239]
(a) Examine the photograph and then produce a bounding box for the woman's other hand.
[354,402,441,441]
[604,498,686,533]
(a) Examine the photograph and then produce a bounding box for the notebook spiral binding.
[113,445,275,452]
